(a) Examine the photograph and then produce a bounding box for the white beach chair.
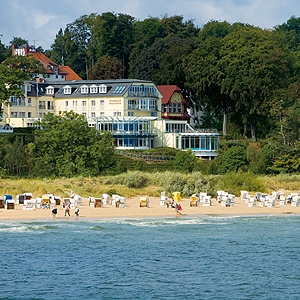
[119,197,126,208]
[292,196,300,207]
[102,194,110,205]
[267,196,276,208]
[240,190,249,201]
[202,195,211,206]
[88,197,95,207]
[160,192,168,205]
[279,195,286,206]
[23,199,34,210]
[228,194,235,206]
[248,197,256,207]
[111,194,120,206]
[36,198,42,209]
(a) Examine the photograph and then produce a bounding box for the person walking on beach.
[64,205,70,217]
[171,198,175,208]
[176,203,183,214]
[75,207,79,217]
[52,208,57,217]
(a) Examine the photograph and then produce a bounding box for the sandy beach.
[0,195,300,221]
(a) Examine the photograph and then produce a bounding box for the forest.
[1,13,300,177]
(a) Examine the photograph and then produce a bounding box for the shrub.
[216,172,265,195]
[218,145,248,174]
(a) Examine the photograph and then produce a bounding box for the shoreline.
[0,196,299,221]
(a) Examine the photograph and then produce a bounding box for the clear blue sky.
[1,0,299,50]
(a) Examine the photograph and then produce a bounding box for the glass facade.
[95,117,155,149]
[128,85,158,97]
[128,99,158,111]
[179,135,219,151]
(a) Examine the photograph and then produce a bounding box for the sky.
[1,0,300,50]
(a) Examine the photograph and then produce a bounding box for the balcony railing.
[10,101,26,106]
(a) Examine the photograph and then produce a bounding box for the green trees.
[33,111,115,177]
[184,21,233,133]
[0,55,43,109]
[88,55,124,80]
[174,149,196,172]
[185,22,292,141]
[218,25,291,141]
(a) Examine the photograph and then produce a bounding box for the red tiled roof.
[29,51,82,81]
[59,66,82,81]
[157,85,186,104]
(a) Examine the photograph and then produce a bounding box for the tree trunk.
[243,123,247,139]
[223,112,227,135]
[280,112,286,146]
[250,120,256,141]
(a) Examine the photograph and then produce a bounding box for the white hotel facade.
[0,78,219,159]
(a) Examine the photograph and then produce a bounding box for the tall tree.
[184,20,233,132]
[33,111,115,177]
[0,55,43,108]
[130,15,198,81]
[49,14,96,79]
[91,12,135,78]
[88,55,124,80]
[217,24,291,140]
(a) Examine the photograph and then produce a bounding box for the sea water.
[0,215,299,300]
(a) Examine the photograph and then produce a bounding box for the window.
[177,103,182,113]
[151,112,157,117]
[63,85,71,94]
[100,100,104,107]
[128,99,138,109]
[128,85,158,97]
[39,101,46,109]
[82,112,86,118]
[128,112,134,116]
[139,99,148,110]
[28,112,32,118]
[82,101,86,109]
[27,84,31,92]
[99,84,107,93]
[46,86,54,95]
[80,85,88,94]
[72,101,77,108]
[28,98,32,106]
[19,112,25,118]
[10,112,18,118]
[90,85,98,93]
[100,112,104,116]
[149,100,157,110]
[91,100,96,107]
[91,112,96,117]
[10,96,25,106]
[39,112,46,118]
[47,101,54,110]
[65,101,68,107]
[113,111,121,116]
[113,85,126,94]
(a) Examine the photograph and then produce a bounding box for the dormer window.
[80,85,89,94]
[63,85,72,95]
[90,84,98,94]
[99,84,107,94]
[46,86,54,95]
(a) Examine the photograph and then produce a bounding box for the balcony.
[10,100,26,106]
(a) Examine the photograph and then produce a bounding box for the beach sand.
[0,196,299,221]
